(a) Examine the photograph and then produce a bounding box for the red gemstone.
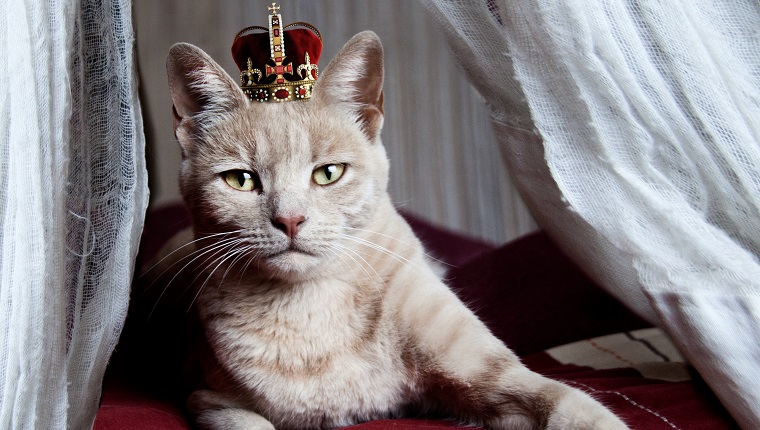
[297,88,307,96]
[275,56,282,63]
[275,65,284,74]
[256,91,268,100]
[275,89,290,99]
[273,29,279,37]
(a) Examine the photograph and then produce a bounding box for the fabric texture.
[418,0,760,428]
[0,0,148,428]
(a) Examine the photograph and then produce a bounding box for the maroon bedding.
[96,204,738,429]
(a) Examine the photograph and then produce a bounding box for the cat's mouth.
[266,244,316,259]
[260,243,322,278]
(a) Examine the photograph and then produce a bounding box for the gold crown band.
[242,81,315,103]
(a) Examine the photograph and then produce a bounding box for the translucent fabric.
[0,0,148,428]
[420,0,760,428]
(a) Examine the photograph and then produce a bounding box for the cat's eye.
[312,163,346,186]
[223,170,260,192]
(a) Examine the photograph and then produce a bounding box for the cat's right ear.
[166,43,246,148]
[313,31,385,142]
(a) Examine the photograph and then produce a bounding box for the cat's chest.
[197,279,416,423]
[201,278,378,358]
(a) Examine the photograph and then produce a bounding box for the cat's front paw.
[546,390,629,430]
[188,390,276,430]
[195,408,276,430]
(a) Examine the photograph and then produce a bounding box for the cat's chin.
[260,249,323,280]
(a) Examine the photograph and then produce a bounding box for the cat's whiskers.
[220,244,259,285]
[203,239,252,285]
[325,244,371,287]
[343,226,457,269]
[146,235,243,299]
[338,233,415,271]
[235,246,264,285]
[177,237,248,287]
[147,234,247,319]
[330,243,386,292]
[190,241,256,313]
[324,245,365,287]
[141,229,247,278]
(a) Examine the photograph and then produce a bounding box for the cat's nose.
[272,215,306,239]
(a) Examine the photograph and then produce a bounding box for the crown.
[231,3,322,103]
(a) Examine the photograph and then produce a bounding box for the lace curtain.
[0,0,147,428]
[420,0,760,428]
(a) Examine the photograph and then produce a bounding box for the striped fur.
[164,32,629,430]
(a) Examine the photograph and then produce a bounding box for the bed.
[95,204,738,429]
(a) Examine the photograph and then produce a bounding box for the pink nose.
[272,215,306,239]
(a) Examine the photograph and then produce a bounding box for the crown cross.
[267,3,280,15]
[266,58,292,84]
[266,9,290,84]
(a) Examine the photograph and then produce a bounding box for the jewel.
[275,89,290,99]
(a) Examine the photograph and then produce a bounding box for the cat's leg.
[483,367,629,430]
[397,279,628,430]
[187,389,275,430]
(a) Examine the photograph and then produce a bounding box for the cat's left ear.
[313,31,384,141]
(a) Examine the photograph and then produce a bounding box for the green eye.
[312,163,346,186]
[223,170,260,191]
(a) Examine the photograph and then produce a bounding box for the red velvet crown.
[231,3,322,103]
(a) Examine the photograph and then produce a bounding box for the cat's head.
[166,31,390,281]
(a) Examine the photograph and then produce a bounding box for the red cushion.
[96,379,190,429]
[447,231,648,356]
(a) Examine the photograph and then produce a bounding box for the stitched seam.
[562,380,681,429]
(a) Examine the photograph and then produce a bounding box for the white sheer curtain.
[420,0,760,428]
[0,0,147,428]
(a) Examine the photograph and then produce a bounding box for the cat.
[161,31,629,430]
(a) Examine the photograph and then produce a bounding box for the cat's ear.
[166,43,246,145]
[313,31,384,141]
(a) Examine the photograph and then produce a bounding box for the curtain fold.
[420,0,760,428]
[0,0,148,428]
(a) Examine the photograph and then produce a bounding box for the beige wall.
[134,0,535,243]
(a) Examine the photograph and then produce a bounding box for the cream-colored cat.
[164,31,629,430]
